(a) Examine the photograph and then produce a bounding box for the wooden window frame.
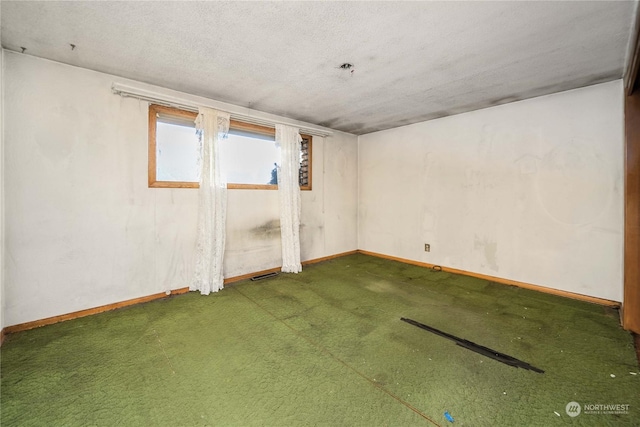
[148,104,312,190]
[148,104,198,188]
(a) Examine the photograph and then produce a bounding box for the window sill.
[149,181,311,191]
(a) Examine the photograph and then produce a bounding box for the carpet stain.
[2,254,639,426]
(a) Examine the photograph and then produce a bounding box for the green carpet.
[2,254,639,426]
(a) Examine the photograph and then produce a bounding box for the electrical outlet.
[424,243,430,252]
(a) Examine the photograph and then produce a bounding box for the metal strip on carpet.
[401,317,544,374]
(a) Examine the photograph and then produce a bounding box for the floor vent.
[250,272,279,281]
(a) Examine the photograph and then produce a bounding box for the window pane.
[221,131,279,185]
[149,105,310,190]
[299,137,310,187]
[156,121,200,182]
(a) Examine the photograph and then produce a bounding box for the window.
[148,104,312,190]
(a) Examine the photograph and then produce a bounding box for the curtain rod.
[111,83,333,137]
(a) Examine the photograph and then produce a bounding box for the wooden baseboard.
[303,250,358,266]
[4,287,191,335]
[3,250,359,335]
[357,250,621,308]
[223,250,358,285]
[222,251,357,285]
[223,267,283,285]
[9,248,611,336]
[0,327,5,347]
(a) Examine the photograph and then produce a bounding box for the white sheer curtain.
[276,124,303,273]
[191,107,230,295]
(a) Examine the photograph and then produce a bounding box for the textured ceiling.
[1,1,638,135]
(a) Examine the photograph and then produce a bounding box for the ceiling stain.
[1,1,636,135]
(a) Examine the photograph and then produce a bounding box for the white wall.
[4,49,625,326]
[359,81,624,301]
[4,52,358,326]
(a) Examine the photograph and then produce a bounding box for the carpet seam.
[231,286,442,427]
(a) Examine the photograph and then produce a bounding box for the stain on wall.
[250,219,281,239]
[4,52,359,326]
[474,235,499,272]
[359,81,624,301]
[535,140,613,225]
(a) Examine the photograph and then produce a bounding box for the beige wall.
[358,81,624,301]
[3,52,358,326]
[4,50,627,327]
